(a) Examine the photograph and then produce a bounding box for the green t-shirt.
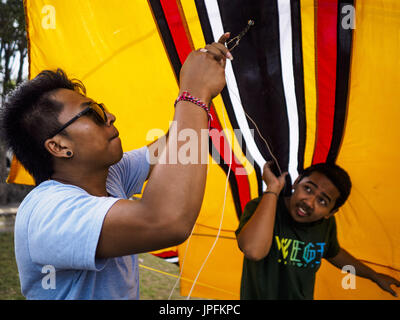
[236,195,340,300]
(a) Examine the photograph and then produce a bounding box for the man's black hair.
[298,163,352,211]
[0,69,86,185]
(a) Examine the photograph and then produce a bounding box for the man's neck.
[51,170,109,197]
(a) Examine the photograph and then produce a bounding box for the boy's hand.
[262,161,288,194]
[374,273,400,297]
[179,33,231,104]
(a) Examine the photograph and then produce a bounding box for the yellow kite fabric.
[10,0,400,299]
[315,0,400,299]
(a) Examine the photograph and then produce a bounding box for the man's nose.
[106,112,116,126]
[304,196,315,210]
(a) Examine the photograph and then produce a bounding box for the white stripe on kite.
[277,0,300,181]
[204,0,267,187]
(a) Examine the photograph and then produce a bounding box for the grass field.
[0,232,197,300]
[0,232,24,299]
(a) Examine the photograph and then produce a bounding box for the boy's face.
[286,172,341,223]
[47,88,123,168]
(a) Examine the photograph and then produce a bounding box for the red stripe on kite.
[313,0,338,164]
[152,250,178,259]
[160,0,251,212]
[209,107,251,212]
[160,0,193,62]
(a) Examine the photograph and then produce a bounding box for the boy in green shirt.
[236,162,400,299]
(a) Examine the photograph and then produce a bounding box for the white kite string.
[186,165,231,299]
[243,109,283,176]
[173,18,285,298]
[167,134,230,300]
[183,73,283,299]
[167,224,195,299]
[169,47,282,299]
[167,121,212,300]
[185,97,233,299]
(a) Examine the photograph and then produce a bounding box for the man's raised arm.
[96,34,231,258]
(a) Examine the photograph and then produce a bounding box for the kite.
[8,0,400,299]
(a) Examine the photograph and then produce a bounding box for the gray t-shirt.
[14,147,150,299]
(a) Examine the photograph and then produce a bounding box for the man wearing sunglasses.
[1,34,232,299]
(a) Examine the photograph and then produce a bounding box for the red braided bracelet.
[174,91,213,128]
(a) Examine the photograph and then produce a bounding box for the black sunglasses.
[48,102,108,139]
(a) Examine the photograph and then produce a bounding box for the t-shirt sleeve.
[324,216,341,259]
[235,197,262,236]
[28,187,120,271]
[107,146,150,198]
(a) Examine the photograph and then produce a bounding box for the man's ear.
[324,208,338,219]
[44,136,73,159]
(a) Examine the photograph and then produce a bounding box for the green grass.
[0,231,196,300]
[0,232,24,299]
[138,252,188,300]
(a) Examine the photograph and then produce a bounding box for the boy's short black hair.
[0,69,86,185]
[298,163,352,211]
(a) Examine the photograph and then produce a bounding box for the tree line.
[0,0,33,205]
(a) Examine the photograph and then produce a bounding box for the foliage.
[0,0,30,205]
[0,0,28,97]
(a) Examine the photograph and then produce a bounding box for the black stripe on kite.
[226,0,290,171]
[206,0,291,192]
[195,0,255,215]
[150,0,252,217]
[194,0,259,188]
[290,0,307,175]
[148,0,182,80]
[326,0,354,163]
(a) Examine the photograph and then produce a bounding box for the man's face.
[286,171,341,223]
[51,88,123,168]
